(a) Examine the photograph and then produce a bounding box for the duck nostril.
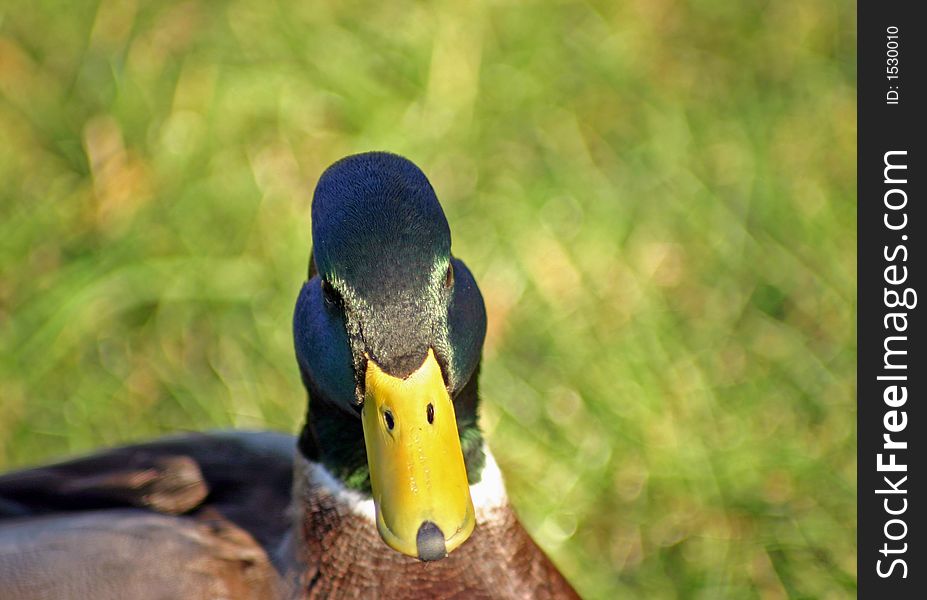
[426,403,434,424]
[384,410,395,430]
[416,521,446,561]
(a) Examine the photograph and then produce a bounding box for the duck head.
[293,152,487,561]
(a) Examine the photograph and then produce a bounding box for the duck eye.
[384,410,395,431]
[321,279,341,306]
[444,263,454,289]
[426,403,434,424]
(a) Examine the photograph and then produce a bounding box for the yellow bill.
[361,348,475,561]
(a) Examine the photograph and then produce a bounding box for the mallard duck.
[0,152,579,599]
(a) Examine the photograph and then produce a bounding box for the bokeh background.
[0,1,855,597]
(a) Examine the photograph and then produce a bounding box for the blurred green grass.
[0,0,855,597]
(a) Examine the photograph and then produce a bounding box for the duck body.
[0,432,291,600]
[0,432,577,599]
[0,153,579,599]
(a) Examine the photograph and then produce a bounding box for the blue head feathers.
[294,152,486,414]
[311,152,451,297]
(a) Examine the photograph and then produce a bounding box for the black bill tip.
[416,520,447,561]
